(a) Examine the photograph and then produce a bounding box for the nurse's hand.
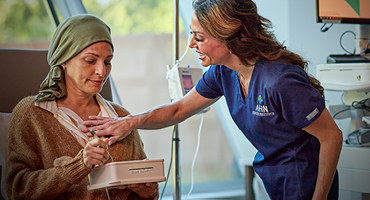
[128,182,158,199]
[83,116,134,146]
[83,138,110,168]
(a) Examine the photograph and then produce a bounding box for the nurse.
[84,0,343,199]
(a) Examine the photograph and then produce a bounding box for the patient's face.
[63,42,113,96]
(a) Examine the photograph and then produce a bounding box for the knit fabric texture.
[6,96,157,200]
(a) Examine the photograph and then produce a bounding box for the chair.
[0,48,113,200]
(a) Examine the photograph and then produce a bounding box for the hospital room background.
[0,0,369,200]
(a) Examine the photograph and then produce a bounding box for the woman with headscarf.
[5,14,158,200]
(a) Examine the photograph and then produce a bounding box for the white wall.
[256,0,356,73]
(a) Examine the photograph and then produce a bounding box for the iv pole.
[172,0,181,199]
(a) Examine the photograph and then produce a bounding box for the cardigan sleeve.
[6,97,156,200]
[5,97,93,200]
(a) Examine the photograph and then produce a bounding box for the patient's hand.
[83,138,110,168]
[128,182,158,199]
[83,116,134,145]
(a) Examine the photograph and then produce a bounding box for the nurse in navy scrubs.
[84,0,343,199]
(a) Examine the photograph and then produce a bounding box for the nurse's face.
[63,42,113,97]
[188,13,231,67]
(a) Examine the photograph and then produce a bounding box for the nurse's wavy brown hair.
[192,0,324,96]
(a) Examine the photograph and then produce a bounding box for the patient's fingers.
[83,138,109,168]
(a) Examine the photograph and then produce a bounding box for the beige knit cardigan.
[6,96,157,200]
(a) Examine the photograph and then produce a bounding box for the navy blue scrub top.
[195,60,338,199]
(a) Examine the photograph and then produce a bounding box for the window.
[0,0,54,49]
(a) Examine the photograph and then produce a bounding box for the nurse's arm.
[85,88,218,145]
[302,108,343,200]
[136,88,218,129]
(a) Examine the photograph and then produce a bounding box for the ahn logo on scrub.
[253,95,275,116]
[257,95,263,104]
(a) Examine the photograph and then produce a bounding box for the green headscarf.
[33,14,113,102]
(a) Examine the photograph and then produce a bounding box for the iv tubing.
[186,113,204,199]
